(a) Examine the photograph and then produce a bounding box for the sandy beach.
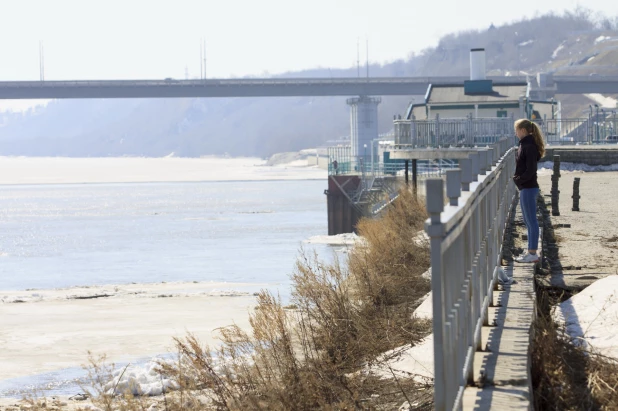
[537,169,618,277]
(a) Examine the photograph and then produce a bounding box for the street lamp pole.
[370,141,375,174]
[589,105,594,143]
[594,104,599,144]
[363,143,367,165]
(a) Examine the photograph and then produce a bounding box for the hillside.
[0,10,617,158]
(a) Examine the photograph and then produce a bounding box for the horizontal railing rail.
[534,117,618,145]
[425,138,517,410]
[395,117,516,147]
[394,116,618,147]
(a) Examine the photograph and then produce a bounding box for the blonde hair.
[515,118,546,158]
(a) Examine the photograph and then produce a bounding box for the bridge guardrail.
[0,76,532,89]
[425,138,517,410]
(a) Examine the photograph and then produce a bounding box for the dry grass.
[76,188,432,410]
[532,290,618,411]
[534,192,618,410]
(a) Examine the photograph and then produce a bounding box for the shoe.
[514,253,539,263]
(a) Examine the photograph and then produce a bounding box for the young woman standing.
[513,119,546,263]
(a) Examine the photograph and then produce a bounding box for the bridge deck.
[1,74,617,99]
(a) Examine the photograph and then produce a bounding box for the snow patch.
[413,230,429,246]
[304,233,362,246]
[585,93,618,109]
[103,360,180,396]
[413,292,432,320]
[595,36,611,44]
[370,334,435,382]
[421,268,431,280]
[274,159,312,168]
[518,40,534,47]
[0,281,256,304]
[552,43,565,59]
[554,276,618,359]
[538,161,618,175]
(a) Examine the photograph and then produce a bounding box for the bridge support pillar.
[347,96,381,162]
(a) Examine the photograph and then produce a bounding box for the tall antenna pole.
[357,38,360,78]
[366,38,369,79]
[200,39,203,80]
[39,41,45,81]
[203,40,207,79]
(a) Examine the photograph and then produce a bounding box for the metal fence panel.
[425,138,517,410]
[395,116,618,148]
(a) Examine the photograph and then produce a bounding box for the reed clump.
[84,187,433,410]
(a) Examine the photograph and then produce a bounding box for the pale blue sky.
[0,0,617,81]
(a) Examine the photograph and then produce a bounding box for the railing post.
[487,148,496,167]
[470,152,480,182]
[478,150,487,174]
[460,158,472,191]
[436,114,441,147]
[446,169,462,206]
[426,179,447,411]
[485,149,493,171]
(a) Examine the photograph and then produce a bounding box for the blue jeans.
[520,188,540,250]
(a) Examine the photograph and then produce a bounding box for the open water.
[0,179,333,397]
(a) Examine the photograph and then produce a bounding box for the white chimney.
[470,48,486,81]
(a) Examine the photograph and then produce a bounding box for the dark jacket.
[514,135,540,190]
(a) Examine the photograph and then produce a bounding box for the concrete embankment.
[542,145,618,166]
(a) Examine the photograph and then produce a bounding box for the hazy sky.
[0,0,617,81]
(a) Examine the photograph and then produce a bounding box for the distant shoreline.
[0,156,326,185]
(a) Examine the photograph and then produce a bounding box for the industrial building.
[405,49,558,122]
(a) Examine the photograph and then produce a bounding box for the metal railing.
[327,154,457,177]
[536,116,618,145]
[395,116,515,147]
[394,116,618,148]
[425,138,517,410]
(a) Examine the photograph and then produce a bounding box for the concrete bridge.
[0,74,617,99]
[0,76,516,99]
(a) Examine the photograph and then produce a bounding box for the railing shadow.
[469,197,533,409]
[531,190,600,409]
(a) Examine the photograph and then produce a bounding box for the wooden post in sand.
[572,177,581,212]
[551,155,561,216]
